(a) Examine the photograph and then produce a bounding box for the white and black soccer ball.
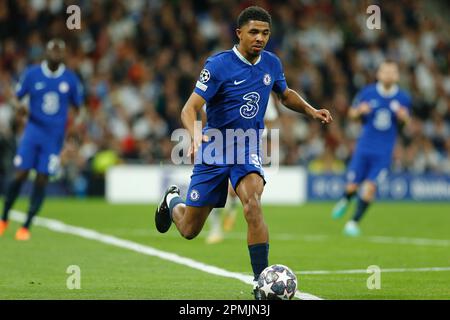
[257,264,298,300]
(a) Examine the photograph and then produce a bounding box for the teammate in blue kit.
[155,6,332,299]
[0,39,83,240]
[331,60,411,236]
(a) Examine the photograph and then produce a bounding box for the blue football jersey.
[194,46,287,132]
[352,83,412,156]
[193,46,287,164]
[16,61,83,137]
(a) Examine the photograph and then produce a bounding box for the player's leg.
[235,173,267,244]
[344,155,387,237]
[1,135,36,235]
[155,164,229,239]
[223,183,239,232]
[351,180,377,223]
[332,152,367,219]
[155,185,214,239]
[171,203,214,240]
[332,182,358,219]
[0,169,29,236]
[21,173,49,229]
[344,180,377,237]
[16,140,61,240]
[231,168,267,299]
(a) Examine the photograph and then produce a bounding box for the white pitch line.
[296,267,450,275]
[109,230,450,247]
[10,211,321,301]
[366,236,450,247]
[227,233,450,247]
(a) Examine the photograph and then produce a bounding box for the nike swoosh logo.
[234,79,246,85]
[35,83,45,90]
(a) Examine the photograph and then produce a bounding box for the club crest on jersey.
[199,69,210,83]
[390,100,400,112]
[263,74,271,86]
[59,81,69,93]
[189,189,200,201]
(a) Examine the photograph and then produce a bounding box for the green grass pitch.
[0,198,449,299]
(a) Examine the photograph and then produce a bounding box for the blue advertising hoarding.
[307,173,450,201]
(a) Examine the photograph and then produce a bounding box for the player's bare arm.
[349,102,371,120]
[181,92,210,157]
[396,106,410,124]
[5,85,28,118]
[278,88,333,124]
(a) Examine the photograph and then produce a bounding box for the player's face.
[46,44,65,67]
[236,20,271,58]
[377,63,399,87]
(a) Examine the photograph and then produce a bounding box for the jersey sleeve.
[70,73,84,108]
[351,86,370,108]
[193,57,223,103]
[15,68,32,99]
[272,56,287,94]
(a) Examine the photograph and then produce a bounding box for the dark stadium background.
[0,0,449,198]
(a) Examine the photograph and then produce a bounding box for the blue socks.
[2,178,24,221]
[23,183,47,229]
[345,190,356,201]
[248,243,269,281]
[168,196,184,220]
[352,197,371,222]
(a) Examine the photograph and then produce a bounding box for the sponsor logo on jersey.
[240,91,260,119]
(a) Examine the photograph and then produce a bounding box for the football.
[257,264,298,300]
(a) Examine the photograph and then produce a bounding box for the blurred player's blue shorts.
[14,126,64,175]
[346,149,390,184]
[186,163,265,208]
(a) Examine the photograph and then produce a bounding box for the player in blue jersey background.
[0,39,83,240]
[155,6,332,299]
[331,60,411,236]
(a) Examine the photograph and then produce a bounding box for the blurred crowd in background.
[1,0,450,196]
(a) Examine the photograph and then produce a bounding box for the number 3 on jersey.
[240,92,260,119]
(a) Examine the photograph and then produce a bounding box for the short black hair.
[379,58,398,68]
[382,58,397,64]
[47,38,66,50]
[237,6,271,28]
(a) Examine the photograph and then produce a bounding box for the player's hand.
[187,134,209,158]
[313,109,333,124]
[396,106,409,123]
[16,104,29,117]
[358,103,371,115]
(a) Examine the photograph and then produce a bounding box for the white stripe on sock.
[166,193,182,209]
